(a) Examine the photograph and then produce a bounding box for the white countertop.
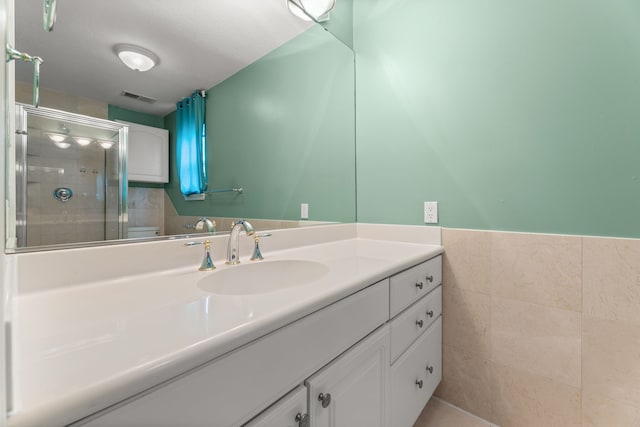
[8,232,442,426]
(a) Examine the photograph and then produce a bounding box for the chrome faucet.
[195,217,216,233]
[226,219,255,264]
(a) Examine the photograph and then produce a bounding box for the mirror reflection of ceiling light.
[98,140,115,149]
[73,136,93,146]
[287,0,336,21]
[114,44,159,72]
[54,141,71,149]
[46,132,67,143]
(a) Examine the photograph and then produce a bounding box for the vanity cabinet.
[388,256,443,427]
[118,120,168,183]
[74,281,389,427]
[243,386,308,427]
[306,326,390,427]
[72,255,442,427]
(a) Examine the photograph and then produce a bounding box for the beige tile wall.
[128,187,165,234]
[435,228,640,427]
[16,81,108,119]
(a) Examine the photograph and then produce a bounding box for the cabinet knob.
[318,392,332,408]
[415,379,423,389]
[415,281,424,290]
[295,413,309,427]
[416,319,424,328]
[426,310,434,318]
[426,275,434,283]
[426,365,434,374]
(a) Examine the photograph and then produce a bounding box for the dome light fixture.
[114,44,159,72]
[46,132,67,143]
[287,0,336,22]
[98,140,115,149]
[73,136,93,146]
[54,141,71,149]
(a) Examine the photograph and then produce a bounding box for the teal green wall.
[108,105,164,128]
[323,0,354,48]
[165,25,356,222]
[354,0,640,238]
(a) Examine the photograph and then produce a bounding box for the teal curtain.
[176,91,207,196]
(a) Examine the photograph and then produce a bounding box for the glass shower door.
[15,104,127,249]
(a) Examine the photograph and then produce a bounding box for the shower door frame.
[14,104,128,249]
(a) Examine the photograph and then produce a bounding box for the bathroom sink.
[197,260,330,295]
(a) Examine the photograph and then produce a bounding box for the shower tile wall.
[128,188,165,234]
[16,81,108,119]
[436,229,640,427]
[26,138,108,246]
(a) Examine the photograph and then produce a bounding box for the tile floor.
[414,398,498,427]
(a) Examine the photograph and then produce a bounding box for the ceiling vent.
[120,91,157,104]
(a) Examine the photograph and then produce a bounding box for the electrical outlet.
[301,203,309,219]
[424,201,438,224]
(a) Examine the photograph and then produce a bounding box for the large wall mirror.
[6,0,356,251]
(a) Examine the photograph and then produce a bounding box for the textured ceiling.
[14,0,312,116]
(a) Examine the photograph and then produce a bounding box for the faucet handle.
[185,240,216,271]
[250,233,272,261]
[195,217,216,233]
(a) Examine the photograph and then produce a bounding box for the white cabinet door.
[306,326,390,427]
[244,386,308,427]
[119,120,168,183]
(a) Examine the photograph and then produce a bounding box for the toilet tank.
[128,226,160,238]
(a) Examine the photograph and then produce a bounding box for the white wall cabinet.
[119,120,168,183]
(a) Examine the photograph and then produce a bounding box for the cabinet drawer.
[390,286,442,363]
[390,256,442,318]
[75,280,389,427]
[244,386,307,427]
[390,317,442,427]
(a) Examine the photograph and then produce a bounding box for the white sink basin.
[197,260,330,295]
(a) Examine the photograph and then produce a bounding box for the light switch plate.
[301,203,309,219]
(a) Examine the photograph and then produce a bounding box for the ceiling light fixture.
[287,0,336,22]
[98,140,115,149]
[114,44,159,72]
[73,136,93,146]
[54,141,71,149]
[46,132,67,143]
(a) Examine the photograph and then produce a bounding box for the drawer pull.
[295,413,310,427]
[426,310,434,318]
[416,319,424,328]
[426,275,434,283]
[318,393,332,408]
[426,365,434,374]
[415,379,423,389]
[415,282,424,290]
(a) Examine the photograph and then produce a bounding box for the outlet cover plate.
[424,201,438,224]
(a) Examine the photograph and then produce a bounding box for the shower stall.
[14,104,127,249]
